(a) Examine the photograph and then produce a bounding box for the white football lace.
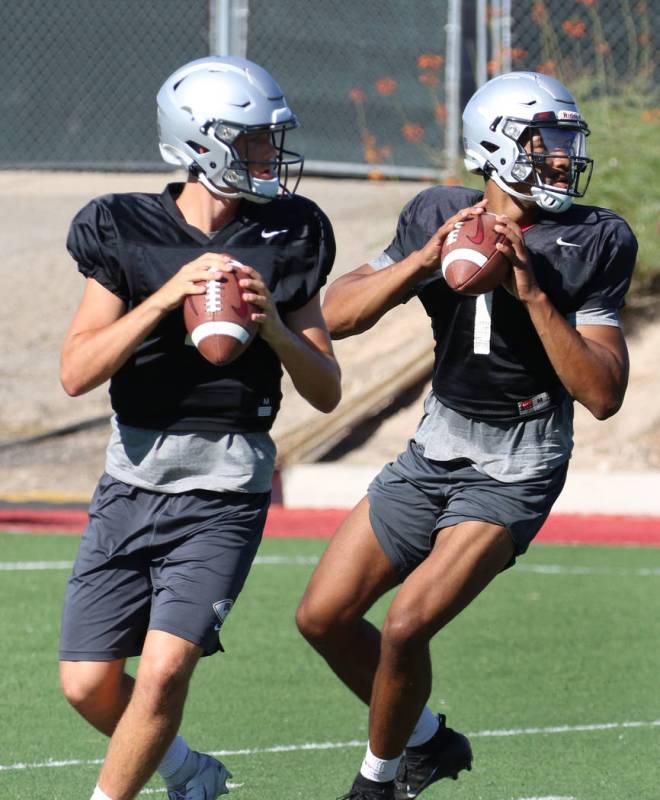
[205,278,223,314]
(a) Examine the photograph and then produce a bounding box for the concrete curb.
[281,466,660,516]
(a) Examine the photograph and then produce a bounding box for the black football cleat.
[339,773,395,800]
[394,714,472,800]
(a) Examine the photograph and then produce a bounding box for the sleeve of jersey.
[66,198,129,301]
[382,195,417,264]
[578,220,638,313]
[279,202,336,313]
[380,193,442,303]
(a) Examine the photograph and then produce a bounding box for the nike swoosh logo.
[261,229,288,239]
[556,237,581,247]
[467,214,484,246]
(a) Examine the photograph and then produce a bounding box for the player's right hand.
[417,198,488,272]
[152,253,234,312]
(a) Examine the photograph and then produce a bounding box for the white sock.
[360,743,401,783]
[90,786,113,800]
[406,706,439,748]
[157,735,193,782]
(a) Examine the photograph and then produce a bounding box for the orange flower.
[402,123,425,143]
[537,59,558,75]
[434,104,448,124]
[367,170,386,181]
[576,0,595,5]
[595,40,610,54]
[641,108,660,123]
[361,133,376,146]
[418,72,439,86]
[532,2,547,23]
[364,147,380,163]
[417,54,444,70]
[639,32,650,46]
[562,19,587,37]
[350,88,365,104]
[487,58,500,75]
[378,145,393,159]
[375,78,397,96]
[507,47,528,62]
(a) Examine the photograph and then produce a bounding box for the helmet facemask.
[496,116,593,213]
[192,120,303,204]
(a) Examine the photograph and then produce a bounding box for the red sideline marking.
[0,508,88,534]
[1,507,660,546]
[536,513,660,547]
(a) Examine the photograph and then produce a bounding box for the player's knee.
[295,594,351,646]
[295,595,327,644]
[381,606,429,654]
[59,661,118,710]
[136,654,193,708]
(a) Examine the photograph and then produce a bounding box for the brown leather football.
[440,211,510,295]
[183,263,257,366]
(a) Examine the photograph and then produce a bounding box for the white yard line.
[1,719,658,773]
[516,563,660,577]
[0,560,74,570]
[1,558,660,576]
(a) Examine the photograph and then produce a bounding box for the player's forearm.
[524,293,628,419]
[323,253,429,339]
[267,326,341,413]
[60,298,167,396]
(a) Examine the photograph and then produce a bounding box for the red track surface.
[1,505,660,546]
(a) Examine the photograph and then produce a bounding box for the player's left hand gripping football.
[494,215,540,303]
[235,265,284,344]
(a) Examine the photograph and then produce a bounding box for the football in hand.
[183,263,257,366]
[440,212,510,295]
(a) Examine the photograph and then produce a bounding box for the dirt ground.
[0,170,658,499]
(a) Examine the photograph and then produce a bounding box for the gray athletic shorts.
[367,440,568,577]
[59,473,270,660]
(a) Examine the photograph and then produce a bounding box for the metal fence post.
[445,0,463,172]
[476,0,488,87]
[501,0,512,73]
[209,0,249,57]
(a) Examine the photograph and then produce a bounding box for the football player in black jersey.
[296,72,637,800]
[58,57,341,800]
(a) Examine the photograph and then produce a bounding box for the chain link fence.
[0,1,656,175]
[245,0,455,178]
[502,0,656,94]
[0,0,209,169]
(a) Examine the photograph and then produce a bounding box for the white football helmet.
[157,56,303,203]
[462,72,593,213]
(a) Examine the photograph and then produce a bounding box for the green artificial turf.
[0,532,658,799]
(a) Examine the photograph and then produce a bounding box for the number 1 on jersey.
[473,292,493,355]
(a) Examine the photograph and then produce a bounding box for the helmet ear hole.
[186,141,209,155]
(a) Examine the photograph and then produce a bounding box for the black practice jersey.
[67,183,335,432]
[384,186,637,421]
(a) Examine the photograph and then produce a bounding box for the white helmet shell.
[462,72,592,213]
[157,56,303,202]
